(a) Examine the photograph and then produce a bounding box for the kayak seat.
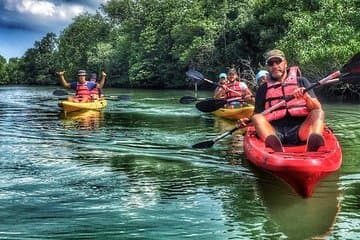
[306,133,325,152]
[265,134,284,152]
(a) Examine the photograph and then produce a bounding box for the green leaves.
[2,0,360,98]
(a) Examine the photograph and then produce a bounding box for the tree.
[21,32,58,84]
[57,12,111,78]
[0,55,7,84]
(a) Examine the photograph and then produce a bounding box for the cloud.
[4,0,57,17]
[0,0,111,33]
[0,0,109,59]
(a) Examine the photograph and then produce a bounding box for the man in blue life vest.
[238,49,325,152]
[58,70,106,102]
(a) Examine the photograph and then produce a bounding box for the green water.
[0,86,359,239]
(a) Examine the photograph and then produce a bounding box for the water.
[0,86,359,239]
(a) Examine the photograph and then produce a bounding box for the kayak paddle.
[186,69,247,95]
[186,69,254,112]
[106,95,131,101]
[53,89,68,96]
[179,95,207,104]
[192,52,360,148]
[53,89,130,100]
[195,99,227,112]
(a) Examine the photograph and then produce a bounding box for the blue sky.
[0,0,108,61]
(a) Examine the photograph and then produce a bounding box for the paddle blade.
[341,52,360,74]
[107,95,131,101]
[179,96,197,104]
[195,99,227,112]
[186,69,204,84]
[53,89,68,96]
[192,140,215,149]
[340,73,360,85]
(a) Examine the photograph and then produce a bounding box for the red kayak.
[244,125,342,197]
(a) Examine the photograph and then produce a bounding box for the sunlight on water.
[0,86,359,239]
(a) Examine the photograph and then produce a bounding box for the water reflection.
[60,110,104,130]
[0,87,358,239]
[255,169,340,239]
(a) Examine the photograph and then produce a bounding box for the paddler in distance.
[58,70,106,102]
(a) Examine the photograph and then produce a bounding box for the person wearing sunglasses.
[238,49,324,152]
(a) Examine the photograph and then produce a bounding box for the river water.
[0,86,359,239]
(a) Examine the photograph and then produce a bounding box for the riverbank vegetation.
[0,0,359,100]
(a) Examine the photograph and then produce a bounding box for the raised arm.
[58,71,70,88]
[97,71,106,89]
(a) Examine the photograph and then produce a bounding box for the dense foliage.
[0,0,359,99]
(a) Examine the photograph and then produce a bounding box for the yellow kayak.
[58,99,107,113]
[212,105,254,120]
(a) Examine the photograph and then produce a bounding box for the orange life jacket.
[264,66,309,122]
[224,81,248,100]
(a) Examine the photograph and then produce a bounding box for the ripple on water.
[0,87,359,239]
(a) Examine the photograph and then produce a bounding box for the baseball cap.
[90,73,97,79]
[77,70,87,76]
[255,70,269,83]
[228,68,237,74]
[264,49,285,64]
[219,73,227,79]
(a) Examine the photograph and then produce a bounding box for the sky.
[0,0,108,61]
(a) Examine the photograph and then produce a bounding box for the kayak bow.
[244,126,342,197]
[212,105,254,120]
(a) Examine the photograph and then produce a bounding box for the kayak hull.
[212,105,254,120]
[58,99,107,113]
[244,126,342,197]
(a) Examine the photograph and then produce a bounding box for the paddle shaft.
[212,126,240,143]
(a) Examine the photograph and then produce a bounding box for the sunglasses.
[267,58,283,66]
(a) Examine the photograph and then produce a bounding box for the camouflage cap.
[264,49,286,64]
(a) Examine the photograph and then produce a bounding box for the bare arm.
[58,71,70,88]
[244,88,255,104]
[97,71,106,89]
[214,87,225,99]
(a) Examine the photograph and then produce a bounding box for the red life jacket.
[264,66,309,122]
[224,81,248,100]
[75,82,91,98]
[90,87,100,96]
